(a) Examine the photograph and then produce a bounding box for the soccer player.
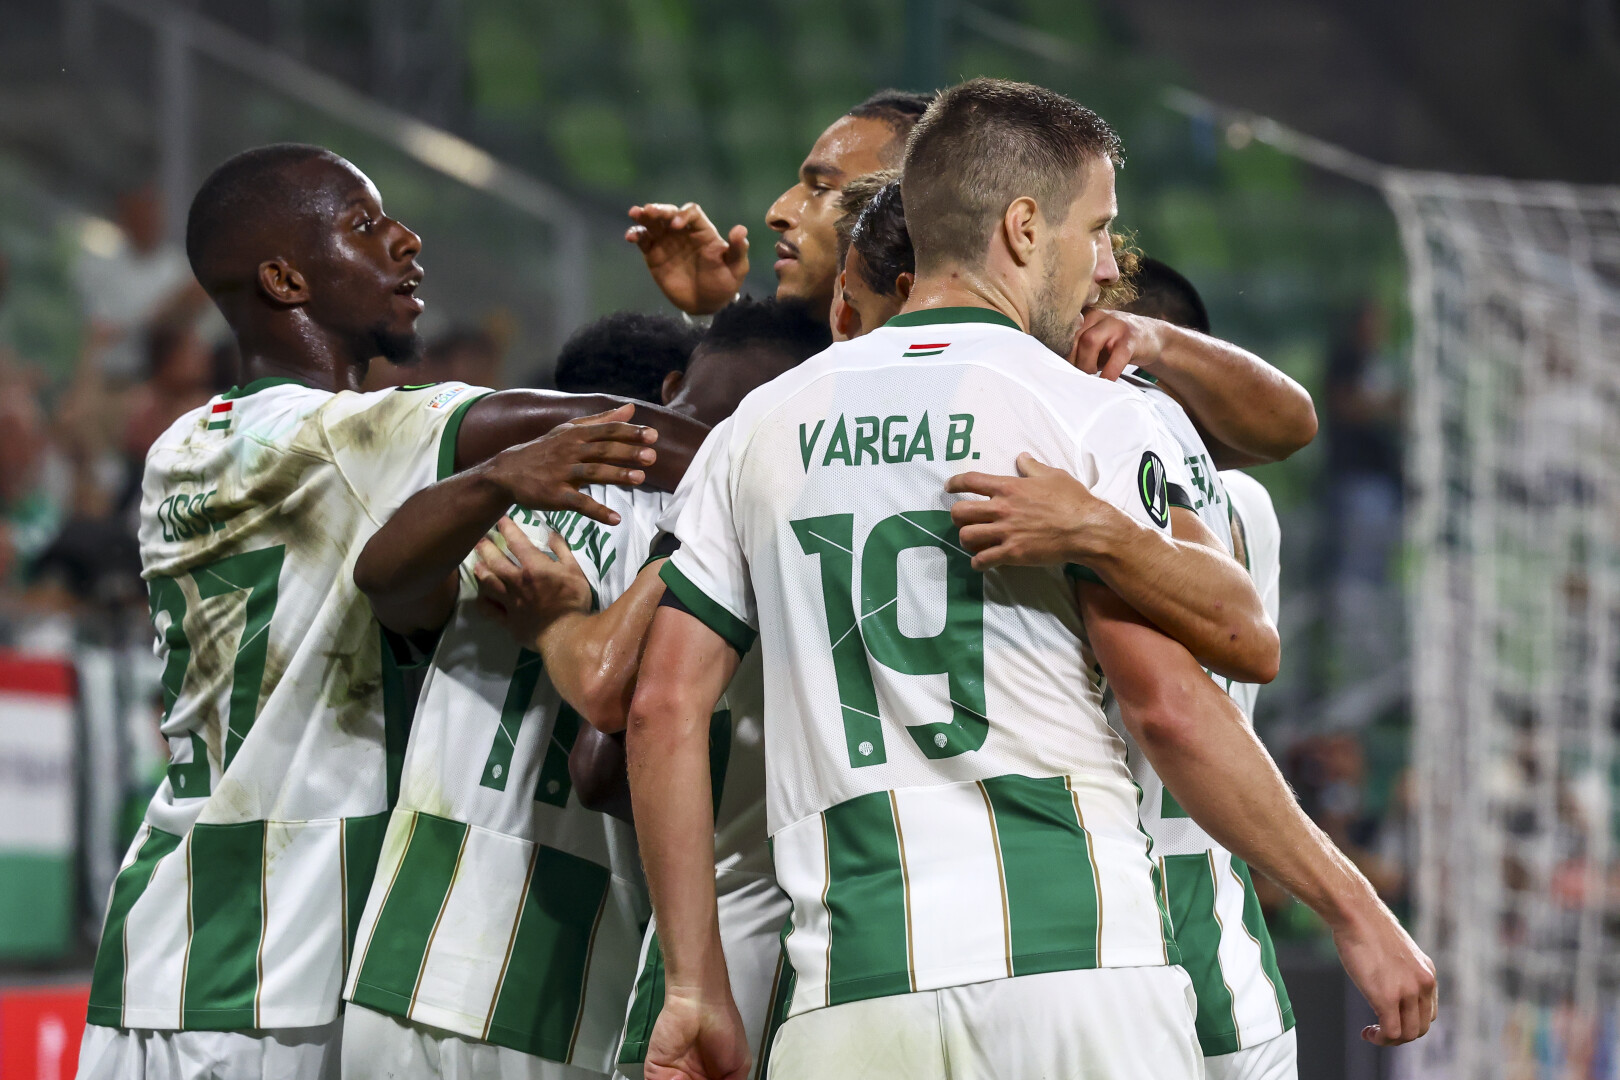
[831,178,914,341]
[552,311,705,405]
[472,300,833,1080]
[628,79,1436,1080]
[625,91,932,320]
[77,143,701,1080]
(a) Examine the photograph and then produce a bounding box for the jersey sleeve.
[1221,470,1282,623]
[322,383,491,522]
[659,417,757,653]
[1066,393,1194,585]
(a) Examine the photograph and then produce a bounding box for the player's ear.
[1000,197,1039,267]
[660,368,684,406]
[894,271,915,302]
[258,258,309,306]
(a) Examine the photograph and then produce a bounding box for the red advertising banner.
[0,985,88,1080]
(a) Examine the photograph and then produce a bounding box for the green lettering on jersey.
[798,420,826,472]
[821,416,853,467]
[945,414,976,461]
[880,416,909,463]
[904,413,934,462]
[852,416,881,465]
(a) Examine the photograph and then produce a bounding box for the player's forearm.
[1084,584,1376,929]
[455,391,709,491]
[538,562,668,733]
[1140,327,1317,467]
[626,612,736,992]
[1081,511,1279,683]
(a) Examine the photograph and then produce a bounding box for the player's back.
[87,377,487,1032]
[663,307,1193,1015]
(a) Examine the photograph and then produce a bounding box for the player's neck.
[901,269,1029,333]
[234,322,369,394]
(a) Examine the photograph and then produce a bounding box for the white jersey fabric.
[660,307,1194,1018]
[345,484,663,1071]
[86,377,489,1033]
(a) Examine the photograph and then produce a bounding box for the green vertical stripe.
[482,649,545,792]
[1165,851,1240,1055]
[535,701,584,807]
[87,826,182,1025]
[486,845,612,1059]
[351,812,468,1010]
[823,792,910,1004]
[980,774,1101,975]
[379,629,416,807]
[343,812,390,959]
[756,928,796,1080]
[1233,856,1295,1031]
[183,821,266,1029]
[616,929,665,1066]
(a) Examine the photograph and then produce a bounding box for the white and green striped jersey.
[89,377,490,1031]
[1123,467,1293,1057]
[1125,373,1231,554]
[660,307,1195,1016]
[345,484,663,1070]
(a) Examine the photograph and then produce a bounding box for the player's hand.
[644,985,751,1080]
[485,404,656,525]
[1331,898,1439,1046]
[472,519,592,645]
[627,202,749,316]
[1070,307,1170,381]
[946,453,1131,570]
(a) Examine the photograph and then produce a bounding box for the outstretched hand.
[485,404,656,526]
[472,518,592,648]
[627,202,749,316]
[946,452,1127,570]
[644,987,752,1080]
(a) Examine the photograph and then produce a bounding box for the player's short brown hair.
[902,78,1122,273]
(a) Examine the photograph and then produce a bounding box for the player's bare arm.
[947,452,1280,683]
[1080,581,1437,1047]
[626,606,750,1080]
[473,518,670,732]
[1073,308,1318,467]
[627,202,750,316]
[355,403,662,634]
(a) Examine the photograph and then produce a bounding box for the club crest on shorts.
[1138,451,1169,528]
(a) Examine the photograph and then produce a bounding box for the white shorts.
[340,1003,605,1080]
[616,871,792,1080]
[1204,1028,1298,1080]
[76,1018,341,1080]
[766,966,1202,1080]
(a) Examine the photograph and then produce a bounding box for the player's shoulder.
[318,381,487,428]
[148,379,331,460]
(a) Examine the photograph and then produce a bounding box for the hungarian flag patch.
[206,401,232,431]
[903,342,950,357]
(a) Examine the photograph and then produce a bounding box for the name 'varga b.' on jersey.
[661,308,1196,1017]
[89,378,489,1031]
[346,484,662,1070]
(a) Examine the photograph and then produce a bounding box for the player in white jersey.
[465,300,834,1080]
[627,80,1437,1080]
[78,145,703,1080]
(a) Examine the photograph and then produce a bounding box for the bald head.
[186,144,359,297]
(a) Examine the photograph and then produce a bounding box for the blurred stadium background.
[0,1,1614,1077]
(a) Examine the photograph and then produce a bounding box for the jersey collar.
[221,376,314,400]
[885,306,1022,332]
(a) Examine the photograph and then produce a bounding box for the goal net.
[1389,172,1620,1079]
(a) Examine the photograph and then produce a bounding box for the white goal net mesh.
[1389,172,1620,1079]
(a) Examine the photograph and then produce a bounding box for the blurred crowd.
[0,177,1416,944]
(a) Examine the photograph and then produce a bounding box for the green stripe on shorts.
[183,821,266,1029]
[823,792,911,1005]
[617,928,665,1067]
[486,845,613,1060]
[1165,851,1240,1056]
[87,826,182,1026]
[1234,856,1294,1032]
[350,812,467,1015]
[980,774,1102,976]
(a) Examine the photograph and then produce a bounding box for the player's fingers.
[545,529,583,574]
[1014,452,1058,478]
[569,419,659,447]
[561,487,623,527]
[493,518,547,567]
[473,536,518,576]
[726,224,750,260]
[968,544,1014,572]
[956,523,1005,554]
[568,463,645,488]
[943,471,1008,497]
[949,499,1000,526]
[566,403,637,427]
[571,438,657,469]
[1099,335,1135,381]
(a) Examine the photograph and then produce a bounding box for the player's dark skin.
[189,150,708,635]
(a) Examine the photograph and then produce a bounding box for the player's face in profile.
[766,116,894,311]
[1030,156,1119,355]
[299,158,426,364]
[832,247,906,340]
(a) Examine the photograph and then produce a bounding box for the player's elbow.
[1265,389,1319,462]
[576,664,632,735]
[1210,619,1280,686]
